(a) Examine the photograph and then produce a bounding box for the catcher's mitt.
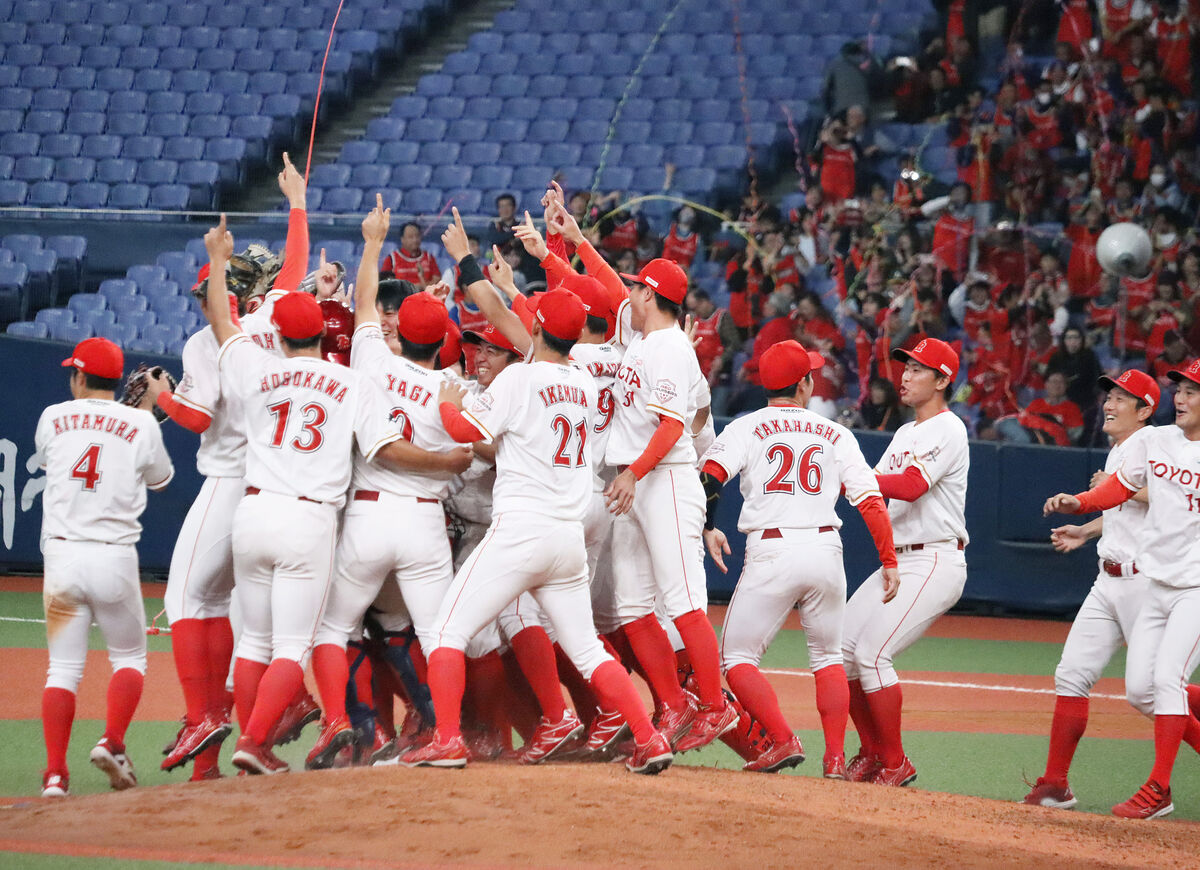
[120,363,176,422]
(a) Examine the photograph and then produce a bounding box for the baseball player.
[1044,358,1200,819]
[1024,369,1158,809]
[306,196,472,770]
[841,338,969,787]
[700,341,899,776]
[194,217,473,775]
[399,247,671,773]
[148,156,312,780]
[37,337,174,797]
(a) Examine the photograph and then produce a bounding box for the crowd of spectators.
[428,1,1197,447]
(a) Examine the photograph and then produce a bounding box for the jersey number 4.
[763,443,823,495]
[551,414,587,467]
[70,443,103,491]
[267,400,328,453]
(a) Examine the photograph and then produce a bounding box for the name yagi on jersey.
[50,413,139,443]
[258,371,348,403]
[751,418,841,445]
[1149,460,1200,489]
[537,384,590,409]
[383,375,434,407]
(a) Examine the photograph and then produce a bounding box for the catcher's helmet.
[320,298,353,365]
[191,243,282,311]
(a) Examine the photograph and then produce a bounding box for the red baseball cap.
[620,258,688,304]
[463,323,520,354]
[397,292,450,345]
[760,340,825,390]
[892,337,959,380]
[528,287,586,341]
[271,291,325,340]
[439,320,462,369]
[1100,369,1160,409]
[560,273,612,322]
[1168,359,1200,388]
[61,336,123,380]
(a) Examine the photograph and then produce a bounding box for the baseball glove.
[120,363,176,422]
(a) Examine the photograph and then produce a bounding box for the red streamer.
[304,0,347,183]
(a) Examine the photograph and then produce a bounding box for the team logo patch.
[470,393,494,412]
[920,446,941,462]
[652,379,678,404]
[178,373,194,393]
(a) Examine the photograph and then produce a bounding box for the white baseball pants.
[1124,579,1200,717]
[1054,570,1148,698]
[42,539,146,692]
[164,475,242,623]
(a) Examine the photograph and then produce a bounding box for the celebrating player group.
[34,157,1200,821]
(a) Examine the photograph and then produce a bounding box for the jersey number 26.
[763,443,823,495]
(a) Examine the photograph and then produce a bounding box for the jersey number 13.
[267,400,328,453]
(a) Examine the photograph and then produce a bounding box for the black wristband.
[700,472,723,531]
[457,253,485,287]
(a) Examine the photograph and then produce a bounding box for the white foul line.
[760,668,1127,702]
[0,615,170,634]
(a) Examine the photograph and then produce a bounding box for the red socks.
[864,683,905,768]
[232,657,268,733]
[1188,685,1200,719]
[41,687,75,774]
[312,643,350,723]
[428,647,466,741]
[813,664,850,761]
[203,616,234,711]
[623,615,687,709]
[1043,695,1089,784]
[847,679,878,757]
[1150,714,1188,788]
[509,627,566,721]
[245,658,304,746]
[725,663,793,744]
[104,667,143,746]
[170,618,210,723]
[673,610,724,708]
[590,660,654,743]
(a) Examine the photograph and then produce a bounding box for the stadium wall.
[0,335,1102,616]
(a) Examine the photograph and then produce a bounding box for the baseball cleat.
[163,716,186,756]
[89,737,137,790]
[845,752,883,783]
[519,712,585,764]
[743,735,805,773]
[305,716,357,771]
[655,700,697,750]
[674,701,739,753]
[368,726,401,766]
[41,771,69,798]
[269,691,321,747]
[626,732,673,775]
[399,732,468,768]
[231,735,290,775]
[873,756,917,787]
[823,754,848,780]
[1022,777,1077,809]
[161,714,232,772]
[1112,781,1174,820]
[464,726,507,762]
[585,710,632,758]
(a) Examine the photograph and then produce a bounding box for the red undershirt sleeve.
[1073,472,1137,513]
[629,416,684,480]
[700,460,728,483]
[272,207,310,293]
[156,392,211,434]
[539,250,577,287]
[875,465,931,501]
[855,494,898,569]
[439,402,484,444]
[576,239,628,312]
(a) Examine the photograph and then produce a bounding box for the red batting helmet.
[319,298,353,366]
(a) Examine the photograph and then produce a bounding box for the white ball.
[1096,222,1152,278]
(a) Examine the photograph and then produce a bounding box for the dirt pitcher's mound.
[2,764,1198,869]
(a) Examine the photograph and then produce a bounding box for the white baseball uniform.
[164,291,286,625]
[607,325,708,622]
[1112,426,1200,717]
[36,399,173,692]
[703,406,882,674]
[1054,426,1153,698]
[431,360,613,678]
[315,321,462,655]
[842,409,970,692]
[217,332,400,664]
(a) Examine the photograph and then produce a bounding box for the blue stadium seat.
[118,308,156,333]
[309,164,351,189]
[139,279,179,298]
[64,111,107,136]
[28,180,68,208]
[340,140,379,165]
[674,167,717,193]
[67,181,108,208]
[463,97,501,121]
[596,166,633,190]
[163,136,204,162]
[188,114,231,138]
[223,92,263,118]
[0,88,32,112]
[670,144,705,169]
[235,49,275,75]
[541,142,582,168]
[490,118,528,142]
[170,70,210,95]
[35,306,73,333]
[614,121,652,145]
[140,321,182,347]
[221,27,260,52]
[121,46,159,70]
[121,136,164,160]
[650,121,693,145]
[445,118,487,143]
[40,133,81,158]
[136,159,178,185]
[158,46,198,72]
[511,165,553,191]
[0,132,39,157]
[431,165,470,191]
[16,247,55,308]
[500,142,542,167]
[631,166,666,193]
[178,160,219,207]
[470,165,512,190]
[96,321,137,347]
[149,184,188,212]
[403,188,442,213]
[144,24,183,49]
[94,68,134,93]
[197,48,236,73]
[366,117,405,141]
[322,187,363,213]
[492,74,529,99]
[6,320,48,339]
[108,183,150,214]
[694,123,735,147]
[392,164,432,190]
[428,96,465,121]
[149,294,188,316]
[441,51,479,76]
[183,91,224,117]
[95,158,135,184]
[78,307,116,333]
[14,156,54,183]
[460,141,501,166]
[454,75,490,99]
[126,338,165,354]
[708,145,747,169]
[66,292,105,315]
[417,141,460,168]
[406,118,447,142]
[55,66,96,90]
[0,180,25,207]
[502,97,540,121]
[350,164,391,189]
[541,97,578,120]
[568,119,608,144]
[477,54,518,77]
[260,28,298,52]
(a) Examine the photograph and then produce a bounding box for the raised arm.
[547,201,628,311]
[202,215,241,347]
[272,153,310,294]
[355,193,390,329]
[443,206,531,353]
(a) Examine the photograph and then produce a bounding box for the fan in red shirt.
[740,292,796,385]
[1149,2,1194,97]
[1064,202,1106,300]
[1056,0,1093,49]
[926,182,975,282]
[966,321,1017,420]
[1099,0,1152,65]
[661,207,701,268]
[961,278,1008,341]
[1151,329,1192,386]
[1015,370,1086,445]
[811,119,857,204]
[726,247,766,335]
[381,221,441,285]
